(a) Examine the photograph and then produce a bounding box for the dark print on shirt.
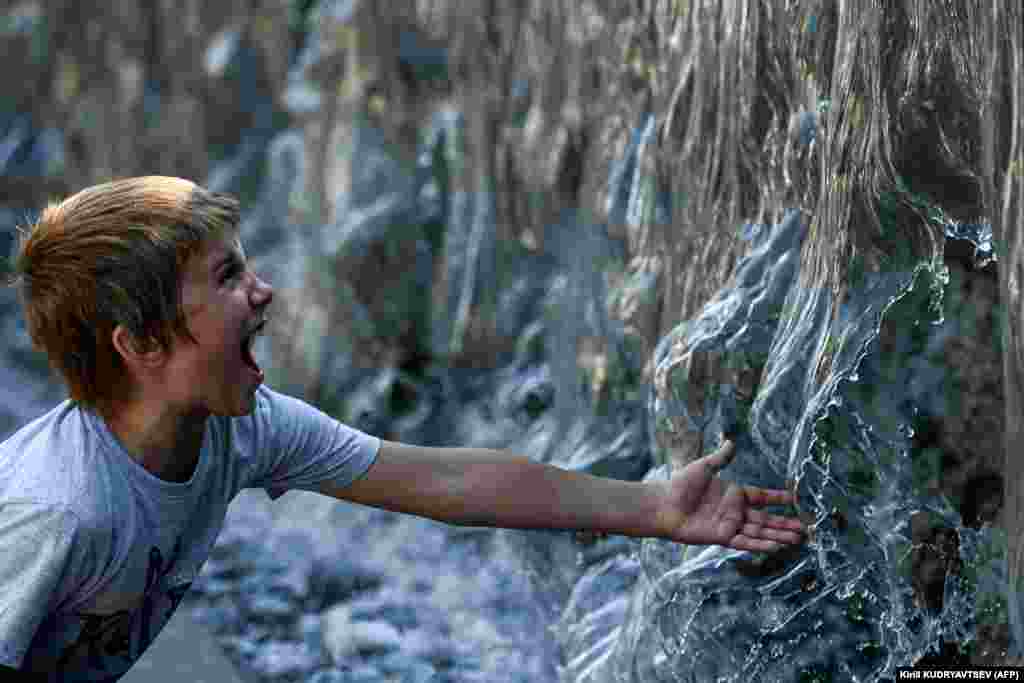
[55,536,195,681]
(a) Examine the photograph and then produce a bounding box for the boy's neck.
[102,403,209,483]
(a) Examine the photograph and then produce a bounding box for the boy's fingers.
[747,508,807,530]
[744,486,794,506]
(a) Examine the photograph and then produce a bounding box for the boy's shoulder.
[0,401,134,535]
[0,400,84,496]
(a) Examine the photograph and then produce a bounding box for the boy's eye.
[221,263,240,283]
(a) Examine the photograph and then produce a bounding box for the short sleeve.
[0,501,82,669]
[243,386,381,501]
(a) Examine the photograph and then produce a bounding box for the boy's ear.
[111,325,168,369]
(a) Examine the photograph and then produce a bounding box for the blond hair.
[3,176,240,418]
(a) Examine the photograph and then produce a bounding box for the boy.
[0,176,806,680]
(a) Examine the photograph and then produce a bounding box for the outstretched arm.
[322,439,806,551]
[322,439,667,538]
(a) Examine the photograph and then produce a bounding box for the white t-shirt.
[0,384,380,680]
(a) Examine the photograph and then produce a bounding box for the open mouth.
[240,320,266,375]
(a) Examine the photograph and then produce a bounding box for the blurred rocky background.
[2,1,1023,681]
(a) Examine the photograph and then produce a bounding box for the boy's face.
[125,230,274,418]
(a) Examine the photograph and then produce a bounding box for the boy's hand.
[657,440,807,552]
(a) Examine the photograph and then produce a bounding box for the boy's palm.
[661,440,806,552]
